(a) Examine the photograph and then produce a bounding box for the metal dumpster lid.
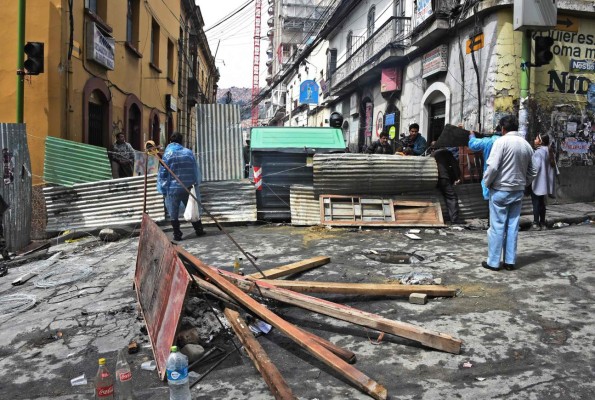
[250,127,346,152]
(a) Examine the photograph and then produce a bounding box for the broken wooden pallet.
[320,195,445,227]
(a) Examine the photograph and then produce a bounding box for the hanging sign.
[86,22,115,70]
[380,68,402,92]
[422,45,448,78]
[299,80,319,105]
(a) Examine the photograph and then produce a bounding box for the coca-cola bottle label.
[96,385,114,397]
[118,370,132,382]
[166,367,188,381]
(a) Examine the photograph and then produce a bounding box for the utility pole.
[16,0,26,123]
[518,30,531,138]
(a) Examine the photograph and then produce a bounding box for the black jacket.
[366,140,393,154]
[433,148,461,183]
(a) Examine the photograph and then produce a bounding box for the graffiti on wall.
[530,16,595,166]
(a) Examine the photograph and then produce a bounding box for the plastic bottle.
[166,346,191,400]
[233,256,241,273]
[95,358,115,399]
[115,349,136,400]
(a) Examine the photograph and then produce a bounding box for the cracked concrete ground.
[0,211,593,399]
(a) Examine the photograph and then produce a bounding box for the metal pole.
[16,0,26,123]
[518,30,531,138]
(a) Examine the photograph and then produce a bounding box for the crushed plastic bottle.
[552,222,569,228]
[166,346,191,400]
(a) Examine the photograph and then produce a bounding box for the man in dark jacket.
[432,146,462,223]
[366,132,393,154]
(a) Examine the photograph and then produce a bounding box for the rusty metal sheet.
[0,123,32,252]
[135,214,190,380]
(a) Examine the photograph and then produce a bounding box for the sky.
[197,0,268,89]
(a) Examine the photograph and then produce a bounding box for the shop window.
[150,19,161,70]
[167,39,175,82]
[126,0,140,51]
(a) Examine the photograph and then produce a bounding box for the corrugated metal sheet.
[196,104,243,182]
[200,180,257,224]
[251,127,346,150]
[44,136,112,186]
[135,214,190,380]
[253,152,314,220]
[424,184,534,221]
[290,185,320,226]
[313,154,438,195]
[43,175,165,232]
[0,123,32,251]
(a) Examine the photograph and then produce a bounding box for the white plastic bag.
[184,187,200,222]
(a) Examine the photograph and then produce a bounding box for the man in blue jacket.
[157,132,205,241]
[468,126,502,200]
[402,123,428,156]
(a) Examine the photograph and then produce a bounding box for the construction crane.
[251,0,262,126]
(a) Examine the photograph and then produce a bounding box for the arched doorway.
[83,77,112,148]
[358,98,373,152]
[124,94,143,150]
[149,109,161,146]
[420,82,451,144]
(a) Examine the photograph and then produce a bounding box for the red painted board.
[135,213,190,380]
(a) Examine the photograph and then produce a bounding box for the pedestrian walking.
[157,132,205,241]
[530,133,557,230]
[110,133,135,178]
[482,115,536,271]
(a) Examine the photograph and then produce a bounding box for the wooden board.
[320,195,445,227]
[247,256,330,279]
[224,308,297,400]
[213,268,462,354]
[135,214,190,380]
[257,280,456,297]
[177,247,388,400]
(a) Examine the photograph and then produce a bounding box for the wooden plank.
[196,278,356,363]
[223,308,297,400]
[214,268,462,354]
[247,256,330,279]
[257,280,456,297]
[177,247,388,400]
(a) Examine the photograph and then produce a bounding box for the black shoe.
[482,261,501,271]
[503,263,515,271]
[0,264,7,277]
[171,220,183,241]
[191,221,206,237]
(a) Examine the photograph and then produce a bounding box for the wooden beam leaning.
[258,280,456,297]
[177,247,387,400]
[247,256,331,279]
[216,269,462,354]
[223,308,297,400]
[195,277,357,363]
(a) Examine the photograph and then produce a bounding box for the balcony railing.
[331,17,411,89]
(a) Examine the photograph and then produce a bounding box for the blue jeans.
[487,189,524,268]
[165,192,190,222]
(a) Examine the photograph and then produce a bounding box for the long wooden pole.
[224,308,297,400]
[211,266,462,354]
[177,247,387,400]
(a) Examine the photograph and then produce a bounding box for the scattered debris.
[70,374,87,386]
[181,344,206,364]
[434,278,443,285]
[396,272,436,285]
[34,264,92,288]
[408,229,421,234]
[248,319,273,335]
[128,340,139,354]
[404,233,422,240]
[140,360,156,371]
[449,226,465,231]
[476,377,486,381]
[425,229,437,234]
[99,228,120,242]
[463,361,473,368]
[0,293,37,316]
[363,250,421,264]
[552,222,569,228]
[409,293,428,305]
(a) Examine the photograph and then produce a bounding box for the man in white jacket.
[482,115,536,271]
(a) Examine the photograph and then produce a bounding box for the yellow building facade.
[0,0,218,184]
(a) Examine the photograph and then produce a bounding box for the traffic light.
[534,37,554,67]
[24,42,44,75]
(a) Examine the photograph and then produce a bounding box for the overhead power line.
[204,0,255,33]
